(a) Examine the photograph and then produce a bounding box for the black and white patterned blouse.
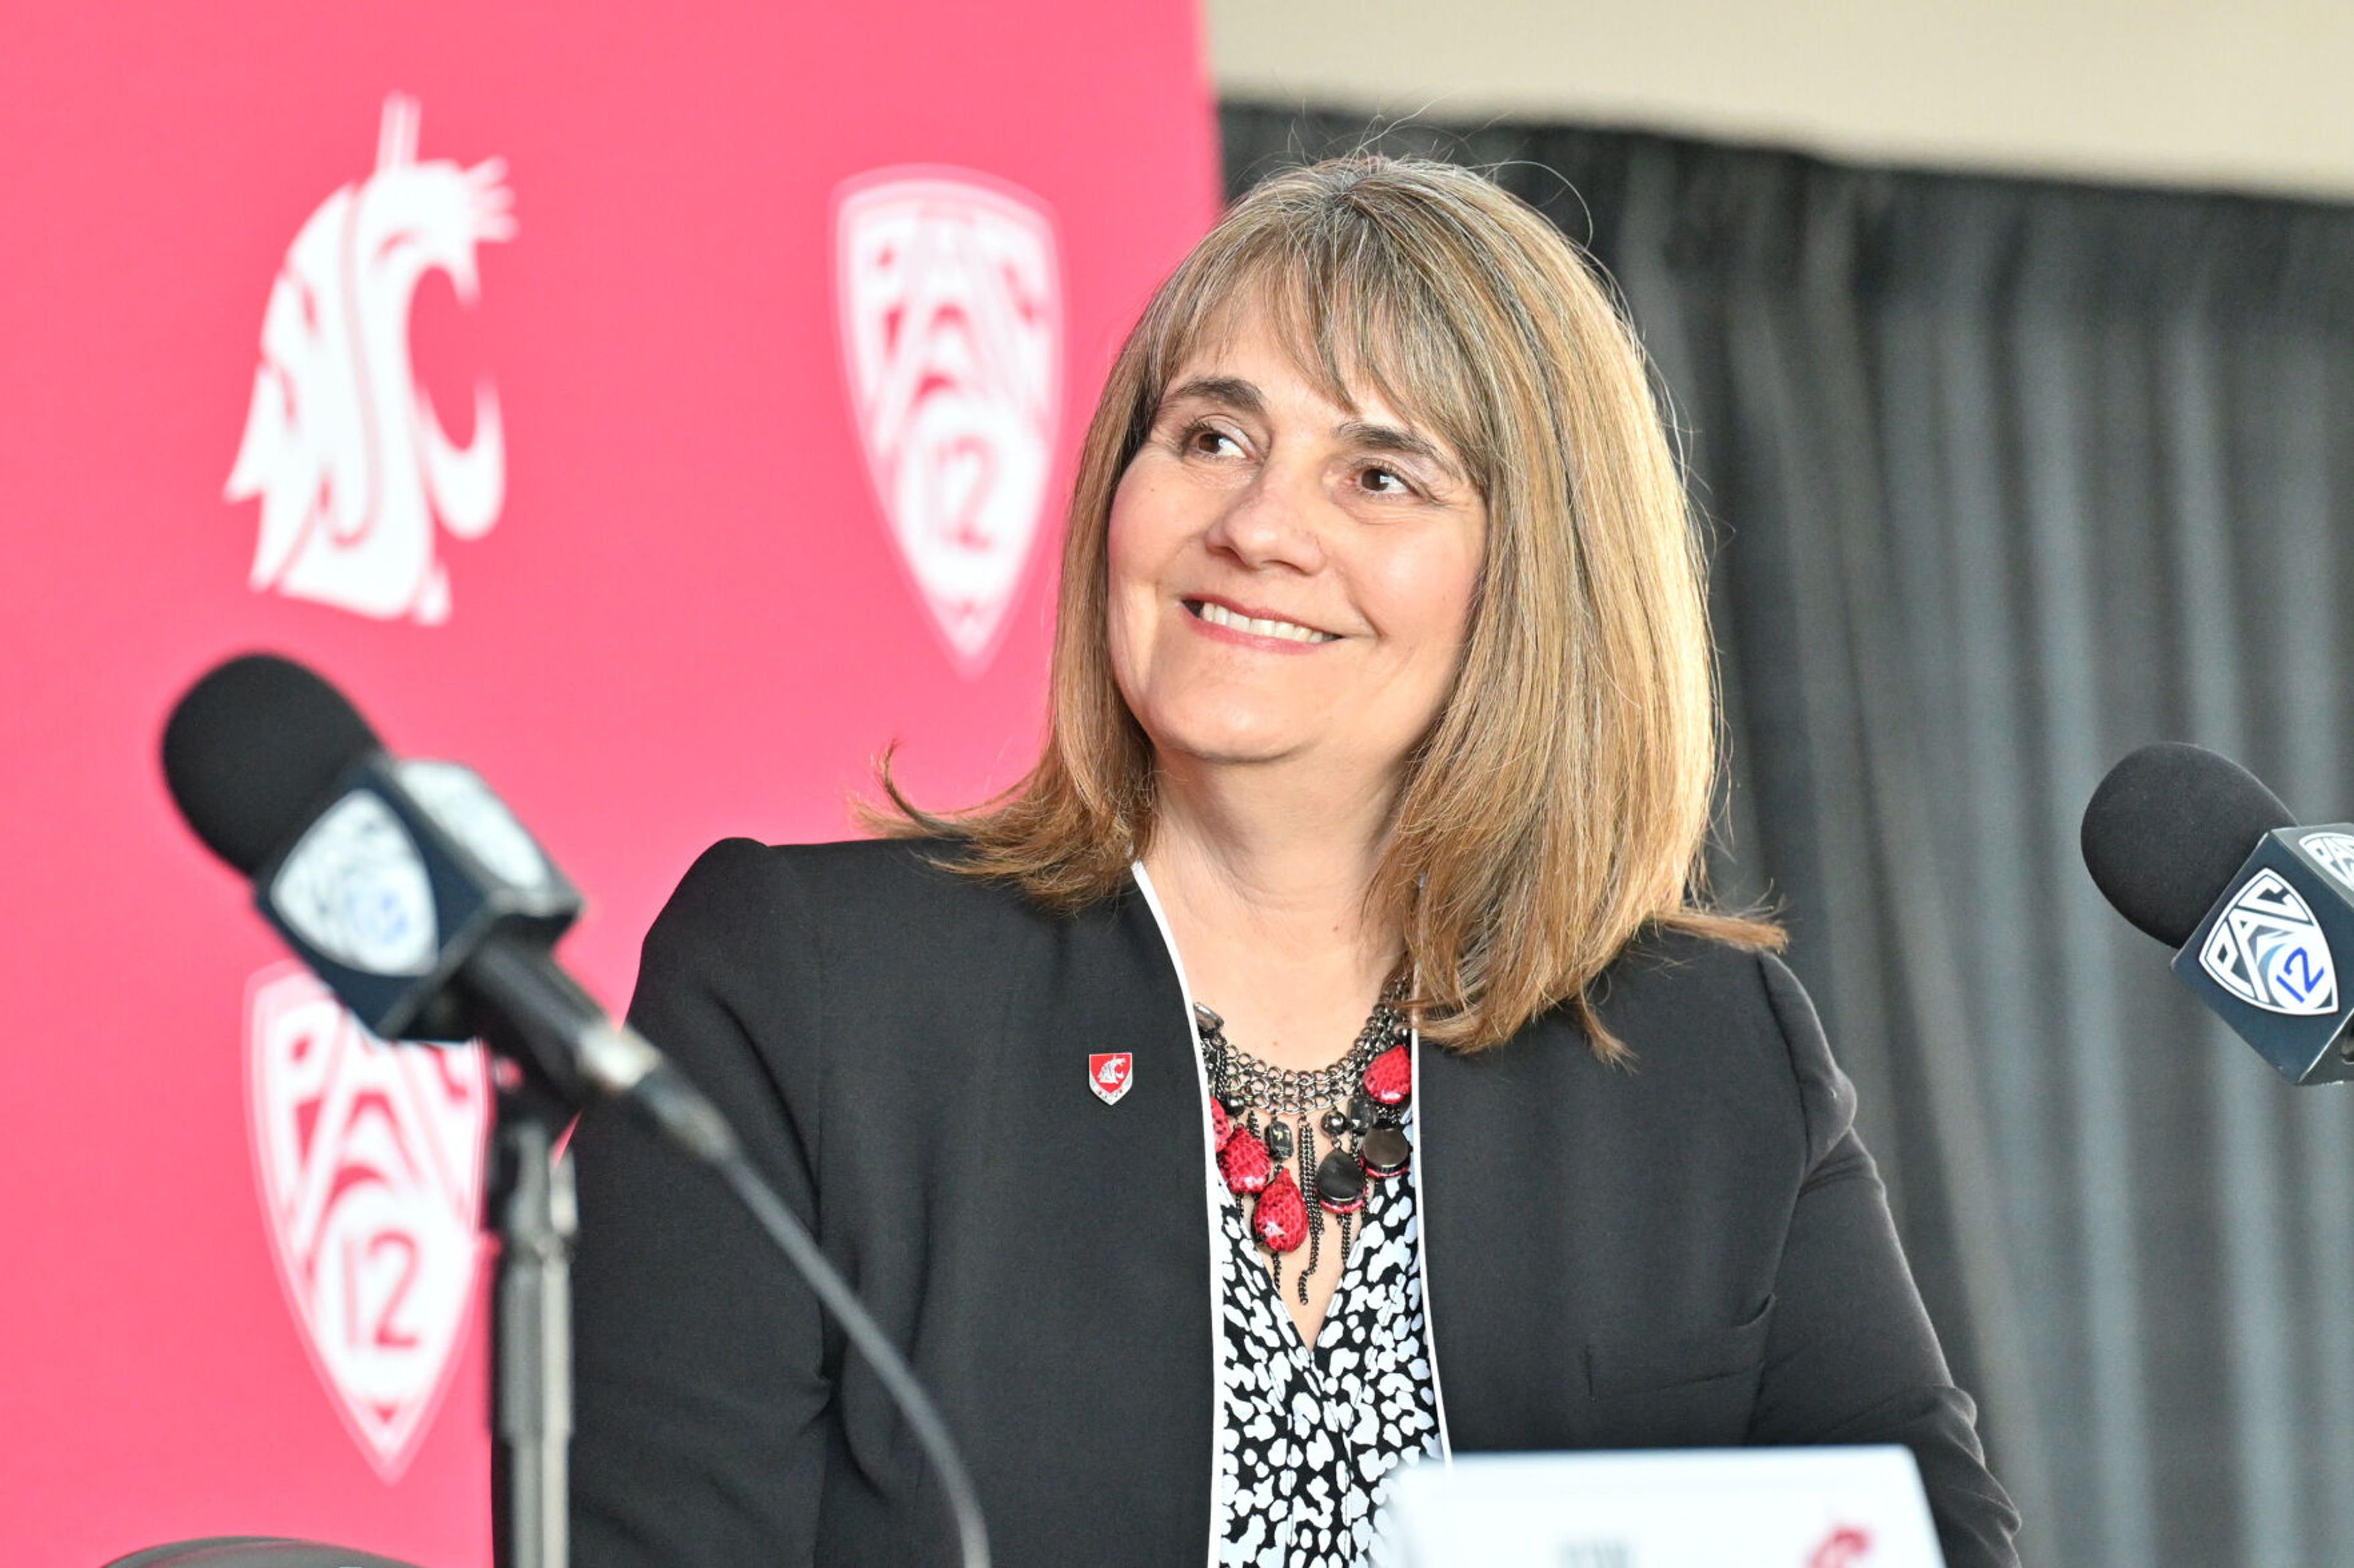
[1211,1115,1442,1567]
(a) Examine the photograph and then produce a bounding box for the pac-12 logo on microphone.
[246,963,490,1480]
[2200,869,2340,1016]
[836,169,1062,675]
[2299,831,2354,896]
[226,94,514,625]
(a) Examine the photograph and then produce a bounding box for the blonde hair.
[874,155,1779,1057]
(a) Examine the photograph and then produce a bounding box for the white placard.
[1379,1446,1945,1568]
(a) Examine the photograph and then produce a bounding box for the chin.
[1145,702,1313,767]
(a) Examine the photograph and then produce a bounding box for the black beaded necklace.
[1198,985,1415,1303]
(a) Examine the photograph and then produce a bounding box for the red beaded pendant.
[1210,1098,1232,1151]
[1252,1167,1309,1252]
[1362,1044,1411,1107]
[1219,1128,1271,1193]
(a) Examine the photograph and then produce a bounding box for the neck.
[1141,753,1402,1070]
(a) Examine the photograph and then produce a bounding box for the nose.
[1202,454,1326,574]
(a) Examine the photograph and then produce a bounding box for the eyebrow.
[1156,377,1465,483]
[1335,419,1463,483]
[1157,375,1265,418]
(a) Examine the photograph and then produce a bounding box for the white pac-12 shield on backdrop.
[836,169,1062,674]
[246,964,491,1480]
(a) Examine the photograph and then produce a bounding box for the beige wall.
[1208,0,2354,199]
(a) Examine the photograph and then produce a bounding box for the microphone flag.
[2173,826,2354,1083]
[257,753,582,1043]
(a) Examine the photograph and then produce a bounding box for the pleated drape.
[1223,104,2354,1568]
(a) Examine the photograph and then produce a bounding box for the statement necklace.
[1199,985,1415,1303]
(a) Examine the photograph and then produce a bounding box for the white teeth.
[1194,601,1335,643]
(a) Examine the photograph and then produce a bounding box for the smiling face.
[1105,305,1487,796]
[875,158,1730,1051]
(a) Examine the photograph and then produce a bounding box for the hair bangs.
[1132,211,1495,503]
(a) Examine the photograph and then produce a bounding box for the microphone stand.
[484,1056,577,1568]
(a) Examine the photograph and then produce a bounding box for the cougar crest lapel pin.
[1087,1052,1134,1105]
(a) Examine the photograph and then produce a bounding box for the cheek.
[1105,463,1189,599]
[1103,472,1152,600]
[1434,547,1482,647]
[1373,532,1484,660]
[1103,466,1172,687]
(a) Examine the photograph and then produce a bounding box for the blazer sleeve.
[1745,952,2022,1568]
[570,838,830,1567]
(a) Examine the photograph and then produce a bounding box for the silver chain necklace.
[1196,981,1412,1303]
[1195,997,1401,1116]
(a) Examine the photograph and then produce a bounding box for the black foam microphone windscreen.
[2081,740,2296,948]
[161,652,382,875]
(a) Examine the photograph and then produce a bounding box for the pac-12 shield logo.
[226,94,515,625]
[2301,830,2354,896]
[2199,869,2340,1016]
[836,169,1062,674]
[246,963,490,1479]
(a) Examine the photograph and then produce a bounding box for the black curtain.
[1222,104,2354,1568]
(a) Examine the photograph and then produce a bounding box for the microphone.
[160,652,991,1568]
[2083,740,2354,1085]
[160,652,731,1157]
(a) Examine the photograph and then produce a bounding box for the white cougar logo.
[226,94,515,625]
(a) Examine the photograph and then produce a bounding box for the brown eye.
[1183,422,1243,458]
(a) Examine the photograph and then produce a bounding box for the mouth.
[1182,598,1341,645]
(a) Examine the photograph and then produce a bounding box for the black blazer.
[569,838,2019,1567]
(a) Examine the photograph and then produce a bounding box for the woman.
[569,157,2020,1567]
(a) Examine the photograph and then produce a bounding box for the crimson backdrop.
[0,4,1217,1561]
